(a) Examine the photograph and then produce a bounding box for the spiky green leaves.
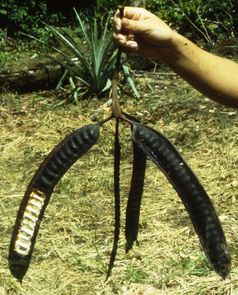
[47,10,117,99]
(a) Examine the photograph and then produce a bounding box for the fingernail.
[119,39,125,45]
[128,41,137,48]
[122,19,129,27]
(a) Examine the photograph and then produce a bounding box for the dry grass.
[0,75,238,295]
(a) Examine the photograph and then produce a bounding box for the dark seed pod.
[9,124,100,281]
[131,122,231,278]
[125,139,147,252]
[122,113,147,253]
[106,119,121,280]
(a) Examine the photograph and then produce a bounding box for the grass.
[0,71,238,294]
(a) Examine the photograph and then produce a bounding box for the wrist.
[156,32,190,61]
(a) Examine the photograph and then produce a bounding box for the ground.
[0,66,238,294]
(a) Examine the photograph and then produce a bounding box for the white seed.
[14,189,46,256]
[14,239,31,255]
[29,198,43,209]
[31,191,45,201]
[24,211,38,223]
[21,219,35,230]
[14,245,29,256]
[20,226,34,237]
[26,204,40,215]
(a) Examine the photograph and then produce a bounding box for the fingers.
[113,8,137,49]
[113,6,154,55]
[121,7,149,20]
[121,18,144,34]
[114,9,122,32]
[113,6,151,32]
[113,32,139,51]
[113,31,159,59]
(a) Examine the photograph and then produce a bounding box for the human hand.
[113,7,176,59]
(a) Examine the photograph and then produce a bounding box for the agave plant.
[47,8,117,100]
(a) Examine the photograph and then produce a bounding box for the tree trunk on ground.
[0,58,65,93]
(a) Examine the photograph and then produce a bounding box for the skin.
[113,7,238,107]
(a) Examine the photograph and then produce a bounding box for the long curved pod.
[9,124,100,281]
[125,138,147,252]
[131,121,231,278]
[122,113,147,253]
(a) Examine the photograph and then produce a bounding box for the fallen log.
[0,58,65,93]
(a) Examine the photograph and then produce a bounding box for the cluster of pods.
[8,112,231,282]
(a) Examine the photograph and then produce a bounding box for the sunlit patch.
[14,190,46,256]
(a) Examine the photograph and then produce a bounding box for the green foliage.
[1,0,236,41]
[0,52,7,69]
[93,0,236,41]
[0,0,48,34]
[94,0,131,12]
[47,9,117,101]
[0,0,66,37]
[125,265,148,283]
[95,0,121,13]
[146,0,237,41]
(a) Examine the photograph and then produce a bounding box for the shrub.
[47,9,117,101]
[0,0,48,35]
[146,0,237,42]
[1,0,236,41]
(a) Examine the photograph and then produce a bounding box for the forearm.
[158,33,238,107]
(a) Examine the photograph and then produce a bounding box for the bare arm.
[113,7,238,107]
[158,34,238,107]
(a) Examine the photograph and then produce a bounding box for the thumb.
[122,18,147,34]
